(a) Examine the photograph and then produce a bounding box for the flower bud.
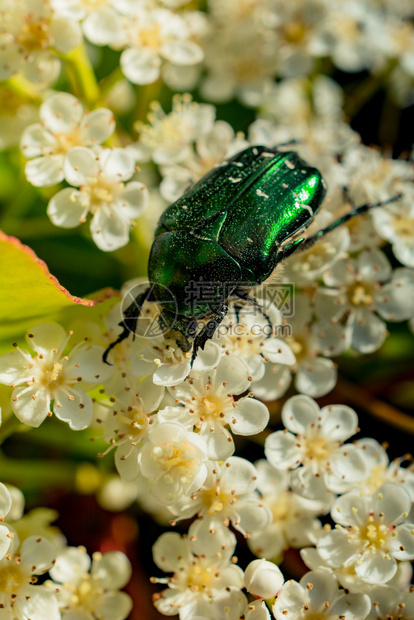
[244,559,284,599]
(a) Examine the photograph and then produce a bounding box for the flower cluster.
[0,0,413,617]
[0,481,132,620]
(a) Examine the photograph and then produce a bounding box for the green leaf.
[0,230,120,345]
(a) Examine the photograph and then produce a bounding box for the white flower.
[0,483,12,561]
[0,322,112,429]
[48,547,132,620]
[259,294,342,399]
[244,559,284,599]
[47,146,148,251]
[317,482,414,584]
[133,94,215,166]
[0,534,59,620]
[246,600,272,620]
[138,421,209,505]
[248,460,328,560]
[52,0,125,46]
[265,395,366,499]
[21,93,115,187]
[168,457,272,539]
[273,567,371,620]
[0,0,82,84]
[366,585,414,620]
[98,375,164,482]
[333,438,414,498]
[130,334,221,388]
[315,250,414,354]
[212,302,295,384]
[159,120,248,202]
[120,6,203,85]
[163,356,268,460]
[152,531,247,620]
[372,201,414,267]
[283,217,351,287]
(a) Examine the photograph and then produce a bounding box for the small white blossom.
[48,546,132,620]
[0,322,112,429]
[98,375,164,482]
[52,0,125,46]
[265,395,366,499]
[163,356,268,460]
[244,559,284,599]
[273,567,371,620]
[119,6,203,86]
[152,531,247,620]
[21,93,115,187]
[248,460,328,560]
[133,94,216,166]
[0,0,82,85]
[212,303,296,385]
[372,201,414,267]
[168,457,272,539]
[315,249,414,354]
[0,534,59,620]
[366,585,414,620]
[138,421,209,505]
[47,146,148,251]
[317,482,414,584]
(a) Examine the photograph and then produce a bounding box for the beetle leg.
[232,289,273,336]
[191,305,229,366]
[103,287,154,365]
[294,193,403,254]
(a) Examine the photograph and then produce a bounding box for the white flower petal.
[317,529,360,568]
[265,431,301,470]
[47,188,86,228]
[91,550,132,589]
[25,322,66,354]
[25,155,64,187]
[83,8,125,46]
[295,357,337,398]
[80,108,115,145]
[115,182,149,220]
[0,349,32,385]
[230,397,269,436]
[64,146,99,186]
[14,584,60,620]
[348,309,387,354]
[153,361,191,386]
[160,40,204,65]
[100,148,135,182]
[90,208,131,252]
[152,532,191,572]
[20,124,57,158]
[50,547,91,583]
[373,482,411,525]
[53,388,93,430]
[49,18,82,53]
[281,394,320,434]
[40,93,83,134]
[355,553,397,584]
[0,484,11,519]
[12,385,50,427]
[20,535,56,574]
[320,404,358,441]
[120,47,161,85]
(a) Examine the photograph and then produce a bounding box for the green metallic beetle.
[103,145,398,364]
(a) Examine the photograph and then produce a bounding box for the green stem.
[61,45,100,107]
[0,415,23,445]
[6,75,43,105]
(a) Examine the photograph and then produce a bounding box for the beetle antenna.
[103,286,153,365]
[297,193,403,253]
